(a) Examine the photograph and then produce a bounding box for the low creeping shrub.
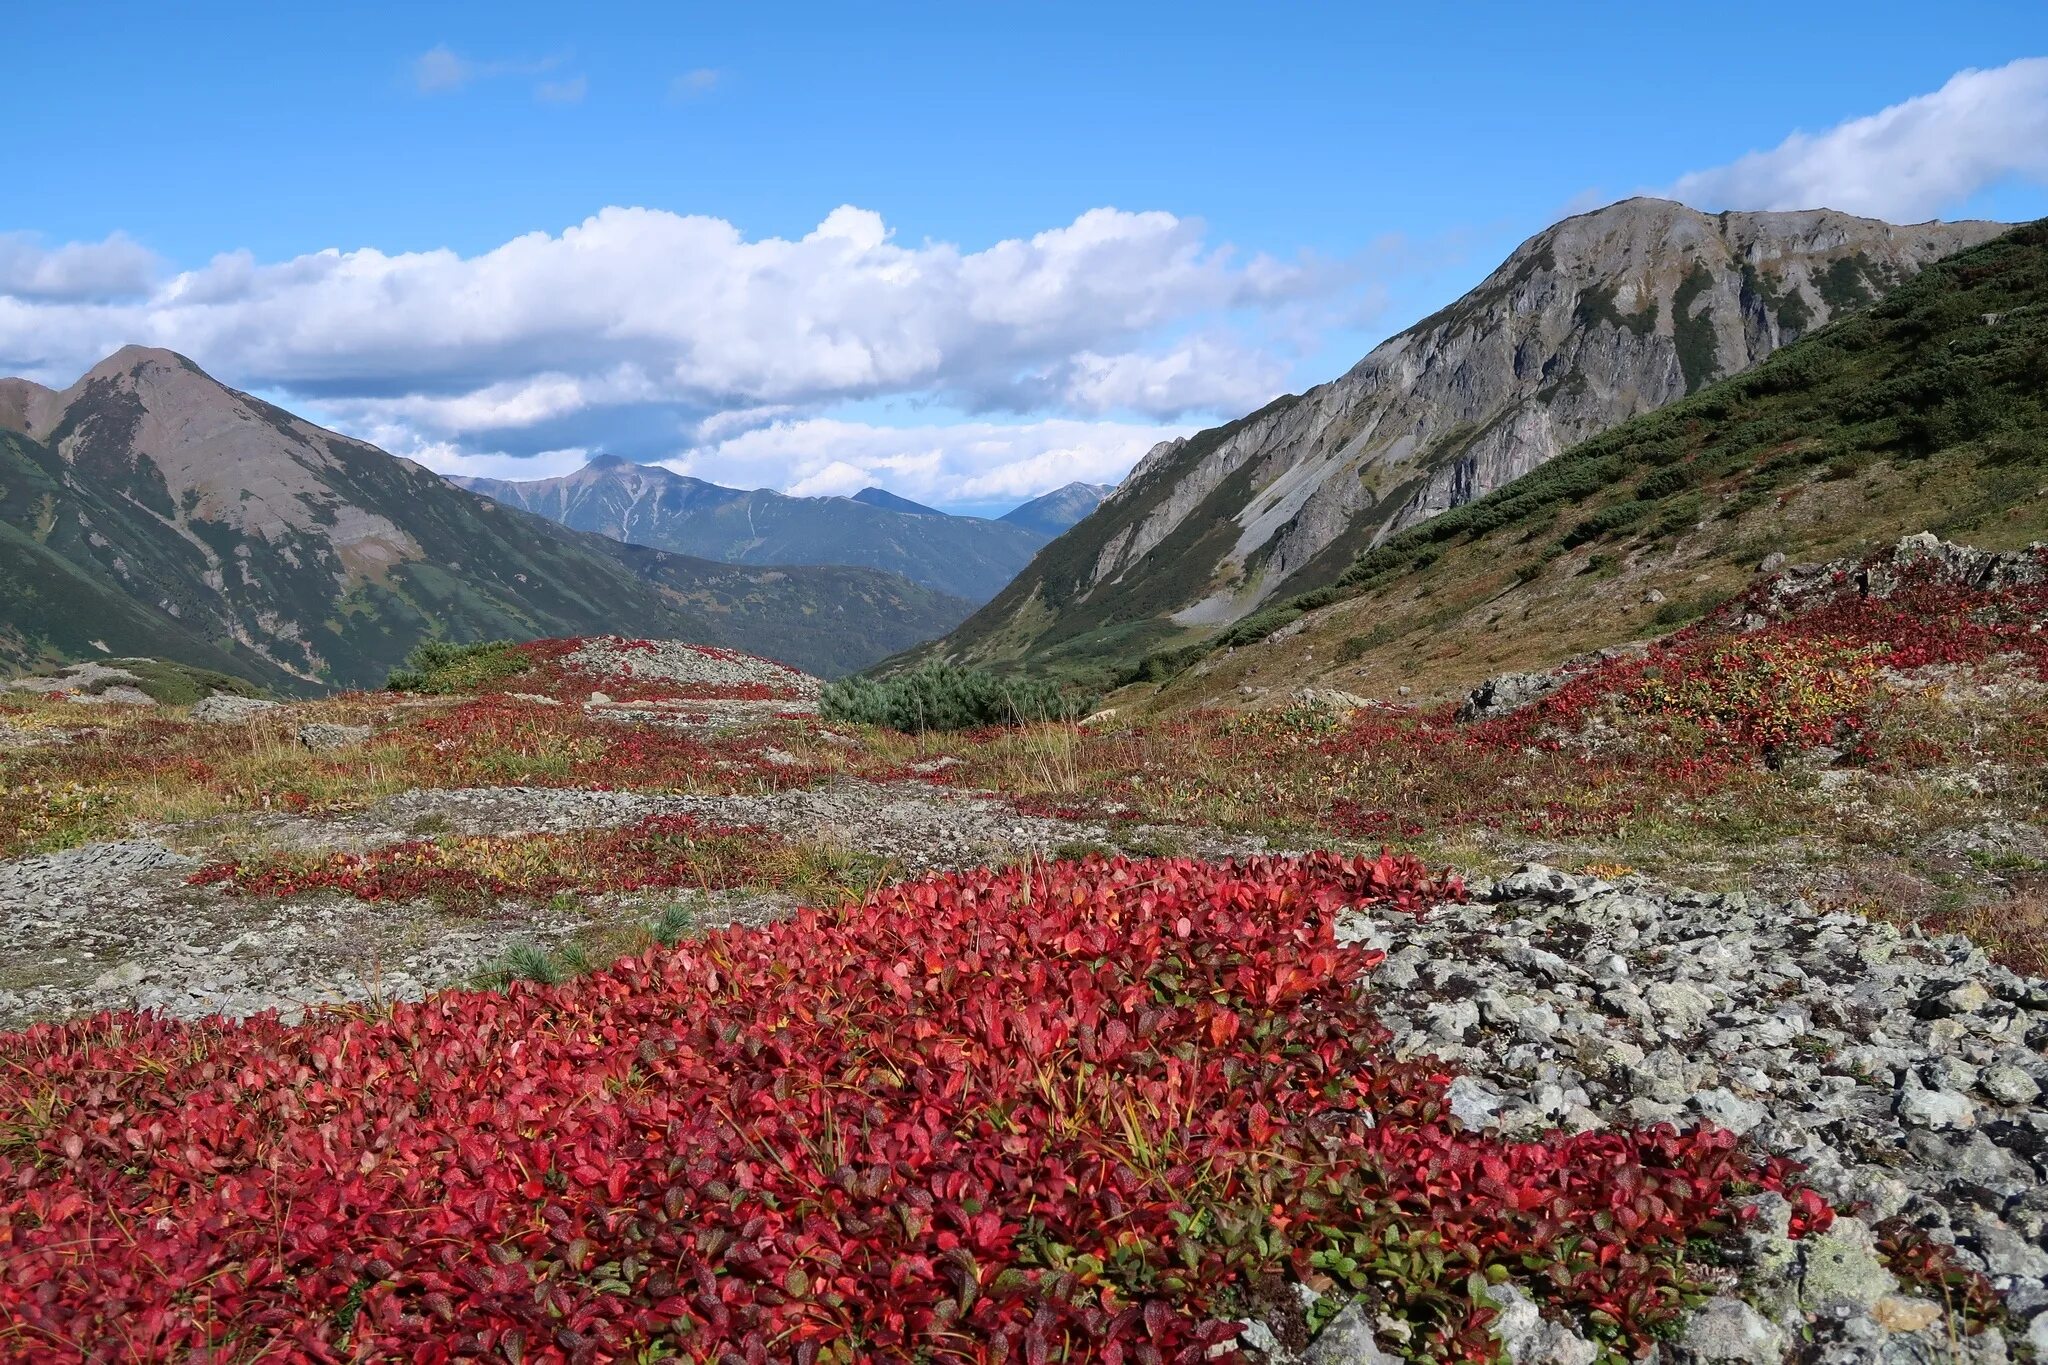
[187,814,780,911]
[822,662,1093,732]
[386,638,533,694]
[0,852,1827,1362]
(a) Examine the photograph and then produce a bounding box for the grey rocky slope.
[1318,864,2048,1365]
[0,348,969,685]
[453,456,1108,603]
[916,199,2004,675]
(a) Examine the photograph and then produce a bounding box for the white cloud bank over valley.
[0,205,1318,504]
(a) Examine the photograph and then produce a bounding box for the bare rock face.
[928,199,2005,668]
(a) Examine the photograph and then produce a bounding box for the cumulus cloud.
[666,416,1176,504]
[1054,335,1288,417]
[0,204,1339,502]
[0,232,157,301]
[1,205,1317,414]
[1670,57,2048,221]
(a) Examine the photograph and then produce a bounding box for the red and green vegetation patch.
[0,853,1827,1362]
[187,814,781,911]
[402,698,831,790]
[1875,1216,2007,1336]
[916,551,2048,852]
[0,694,844,859]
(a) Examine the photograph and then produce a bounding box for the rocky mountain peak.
[0,377,57,436]
[918,202,2009,675]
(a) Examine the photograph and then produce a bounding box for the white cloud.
[1670,57,2048,221]
[1,205,1317,418]
[670,68,721,100]
[0,204,1347,502]
[1056,335,1287,416]
[0,231,158,301]
[536,75,589,105]
[666,416,1176,504]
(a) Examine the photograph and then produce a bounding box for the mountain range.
[452,459,1109,603]
[904,198,2006,680]
[0,349,969,687]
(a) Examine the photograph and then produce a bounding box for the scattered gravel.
[568,636,821,699]
[0,837,788,1029]
[0,781,1260,1028]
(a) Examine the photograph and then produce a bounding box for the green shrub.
[1633,466,1691,500]
[386,639,532,694]
[1215,605,1303,649]
[821,663,1092,732]
[1560,500,1653,548]
[86,660,267,707]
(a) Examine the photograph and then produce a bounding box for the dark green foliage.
[1215,605,1304,648]
[1652,494,1705,537]
[819,663,1092,732]
[1673,263,1722,395]
[472,940,592,990]
[1817,254,1876,312]
[98,659,267,706]
[1634,467,1691,500]
[649,904,698,947]
[386,639,531,694]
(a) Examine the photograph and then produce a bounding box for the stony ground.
[1347,866,2048,1365]
[0,778,1261,1028]
[3,606,2046,1362]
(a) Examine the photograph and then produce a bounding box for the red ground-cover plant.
[0,853,1825,1363]
[402,697,828,792]
[186,813,779,908]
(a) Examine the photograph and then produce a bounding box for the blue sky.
[6,1,2047,513]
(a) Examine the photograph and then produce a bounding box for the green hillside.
[0,356,971,689]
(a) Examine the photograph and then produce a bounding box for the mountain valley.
[0,349,968,684]
[3,211,2046,1365]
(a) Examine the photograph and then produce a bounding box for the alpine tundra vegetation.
[5,12,2048,1361]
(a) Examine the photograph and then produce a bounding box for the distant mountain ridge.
[998,483,1116,539]
[907,198,2006,680]
[452,461,1110,603]
[0,349,969,687]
